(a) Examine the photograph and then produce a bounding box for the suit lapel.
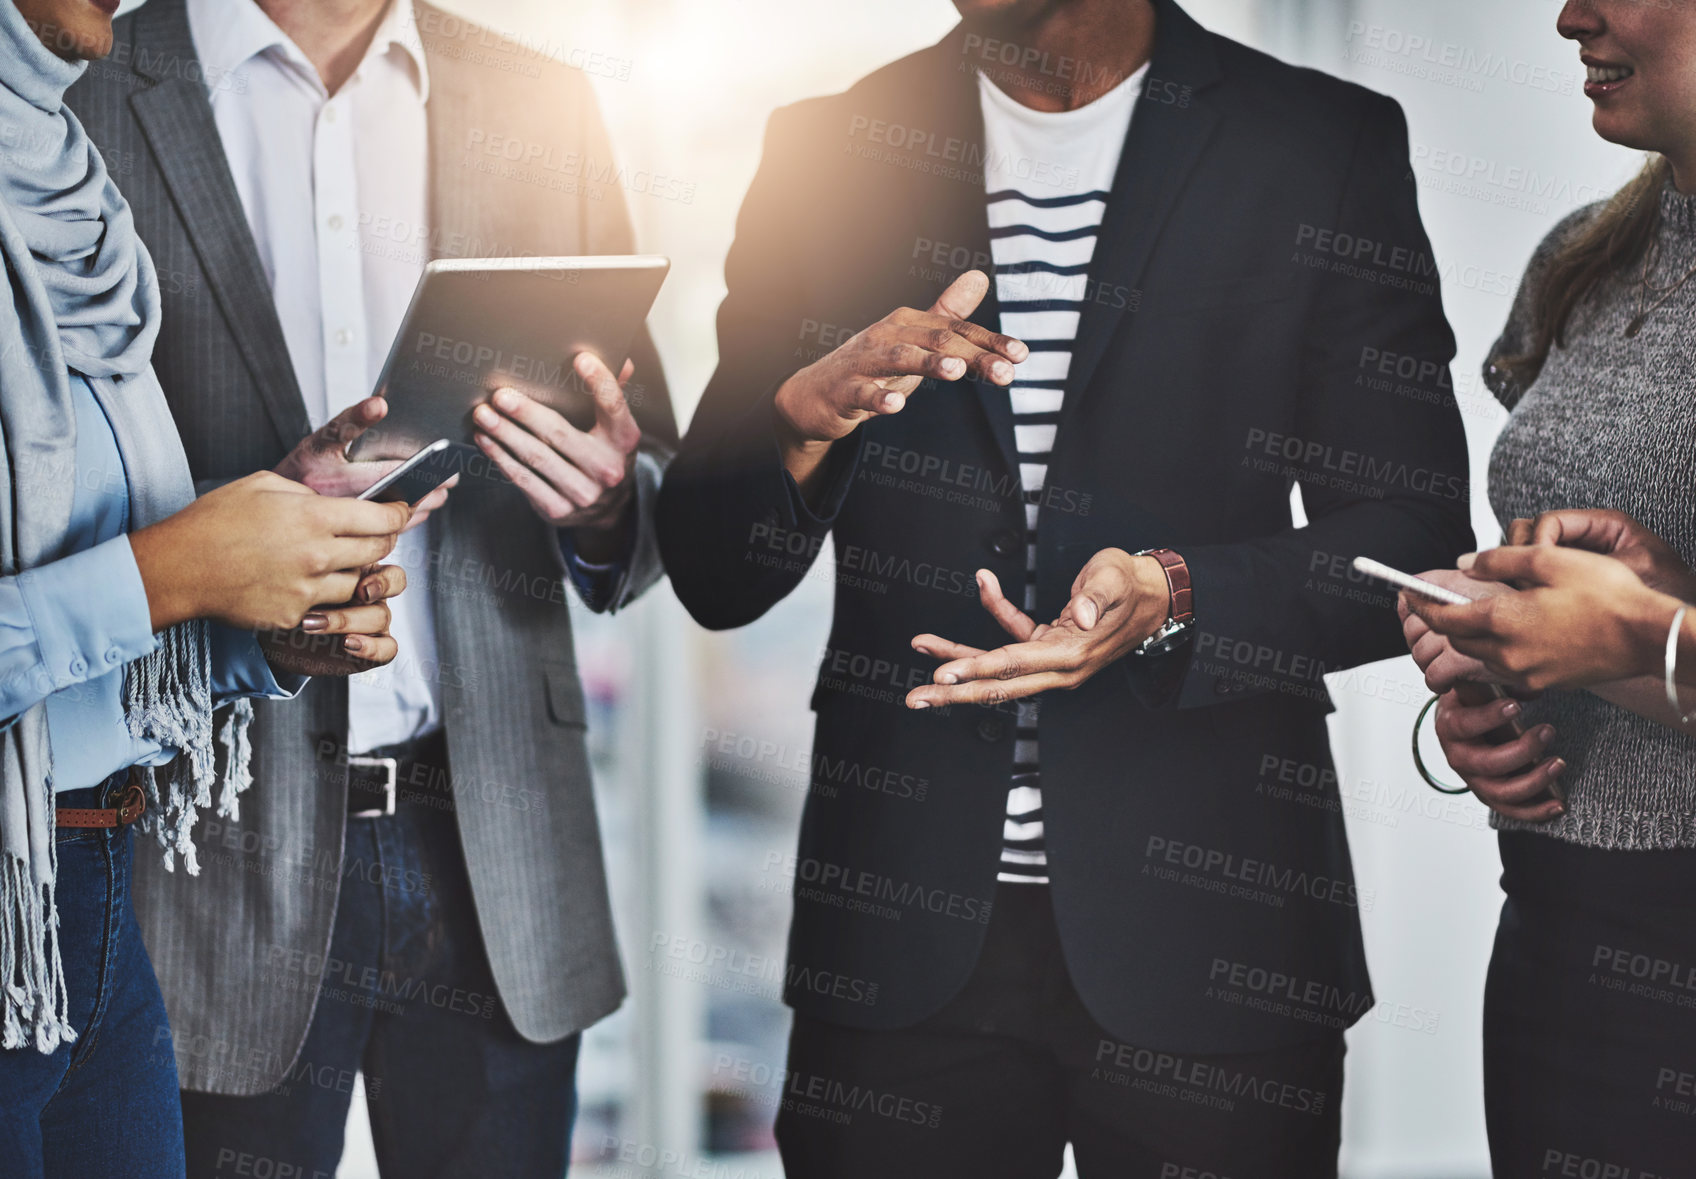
[922,0,1227,487]
[1064,0,1222,412]
[418,1,478,262]
[127,0,312,445]
[415,2,583,632]
[920,28,1020,484]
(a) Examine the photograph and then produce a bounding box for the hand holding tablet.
[346,254,669,463]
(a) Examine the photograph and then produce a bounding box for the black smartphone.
[357,438,465,505]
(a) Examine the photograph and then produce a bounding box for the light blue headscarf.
[0,1,253,1054]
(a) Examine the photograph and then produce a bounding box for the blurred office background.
[118,0,1641,1175]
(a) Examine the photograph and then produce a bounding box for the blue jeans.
[0,776,186,1178]
[180,758,581,1179]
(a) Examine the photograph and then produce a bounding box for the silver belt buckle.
[347,755,398,819]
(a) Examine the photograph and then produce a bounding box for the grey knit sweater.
[1484,180,1696,850]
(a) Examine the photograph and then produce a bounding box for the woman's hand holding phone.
[254,561,407,677]
[1396,567,1567,822]
[1506,508,1696,600]
[1396,568,1516,694]
[130,470,412,634]
[1425,689,1567,822]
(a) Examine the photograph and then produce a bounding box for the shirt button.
[975,718,1005,743]
[987,530,1021,558]
[103,648,121,665]
[323,105,338,123]
[336,329,353,348]
[69,658,87,677]
[327,214,345,231]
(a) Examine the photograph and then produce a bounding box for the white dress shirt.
[189,0,440,754]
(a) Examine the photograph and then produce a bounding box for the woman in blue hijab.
[0,2,416,1173]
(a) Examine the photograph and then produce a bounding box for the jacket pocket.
[543,661,588,728]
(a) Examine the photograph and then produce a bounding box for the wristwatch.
[1132,548,1194,657]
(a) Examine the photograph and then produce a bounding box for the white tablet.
[346,255,670,461]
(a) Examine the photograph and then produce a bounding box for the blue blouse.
[0,374,292,791]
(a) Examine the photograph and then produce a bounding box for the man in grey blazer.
[67,0,674,1174]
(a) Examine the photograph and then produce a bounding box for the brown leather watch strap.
[1143,548,1194,625]
[56,781,147,830]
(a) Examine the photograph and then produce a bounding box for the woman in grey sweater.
[1400,1,1696,1173]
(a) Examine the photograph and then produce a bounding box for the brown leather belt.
[56,775,148,830]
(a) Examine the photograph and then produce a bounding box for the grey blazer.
[68,0,677,1094]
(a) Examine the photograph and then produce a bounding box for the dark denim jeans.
[180,758,581,1179]
[0,776,186,1179]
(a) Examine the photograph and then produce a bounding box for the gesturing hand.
[904,549,1172,709]
[774,270,1027,445]
[256,563,407,676]
[274,397,453,533]
[772,271,1027,493]
[472,353,643,544]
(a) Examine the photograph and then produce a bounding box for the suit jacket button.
[975,718,1005,742]
[987,530,1021,558]
[1215,678,1234,696]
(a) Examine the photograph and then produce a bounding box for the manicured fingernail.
[941,357,965,378]
[343,636,364,654]
[1537,725,1556,742]
[991,361,1013,383]
[473,405,499,427]
[360,582,379,603]
[1457,552,1477,570]
[910,700,930,710]
[493,389,519,410]
[1553,805,1567,816]
[1007,340,1029,362]
[884,393,903,411]
[938,672,958,685]
[300,614,328,633]
[1548,758,1567,775]
[1502,700,1521,717]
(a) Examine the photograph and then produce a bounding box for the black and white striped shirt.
[977,65,1146,884]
